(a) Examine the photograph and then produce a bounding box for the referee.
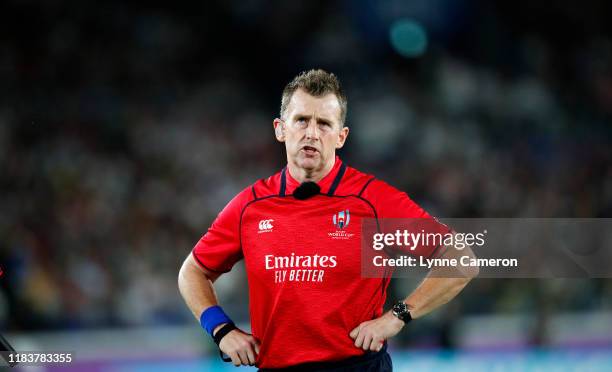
[178,69,478,371]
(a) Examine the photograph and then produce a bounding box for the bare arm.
[350,239,478,351]
[178,254,259,366]
[178,254,221,320]
[404,243,479,319]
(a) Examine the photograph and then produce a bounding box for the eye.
[295,118,311,129]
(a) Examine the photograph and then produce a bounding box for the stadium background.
[1,1,611,371]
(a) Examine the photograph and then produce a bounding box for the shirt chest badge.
[329,209,355,240]
[332,209,350,229]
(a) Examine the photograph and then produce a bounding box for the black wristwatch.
[392,301,412,324]
[213,323,237,363]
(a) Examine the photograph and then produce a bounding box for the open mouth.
[301,146,319,155]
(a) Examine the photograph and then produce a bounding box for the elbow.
[178,255,197,292]
[472,264,480,278]
[459,246,480,280]
[458,261,479,282]
[452,257,479,285]
[463,264,479,280]
[178,260,188,292]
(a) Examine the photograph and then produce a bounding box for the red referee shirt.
[192,157,444,368]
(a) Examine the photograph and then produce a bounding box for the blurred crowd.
[1,1,611,348]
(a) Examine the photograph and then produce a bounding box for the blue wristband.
[200,306,233,336]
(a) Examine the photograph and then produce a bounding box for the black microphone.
[293,182,321,200]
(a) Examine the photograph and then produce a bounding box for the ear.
[335,126,349,149]
[273,118,285,142]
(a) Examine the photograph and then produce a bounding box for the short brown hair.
[280,69,347,125]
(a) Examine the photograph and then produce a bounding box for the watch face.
[393,301,411,323]
[393,301,408,315]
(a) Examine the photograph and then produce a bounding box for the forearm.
[404,244,478,319]
[178,254,221,321]
[179,255,259,366]
[403,276,470,319]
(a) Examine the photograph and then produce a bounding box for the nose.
[304,119,319,140]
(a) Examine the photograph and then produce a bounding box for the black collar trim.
[279,167,287,196]
[327,162,347,196]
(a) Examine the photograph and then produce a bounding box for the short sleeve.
[192,187,253,273]
[362,179,450,258]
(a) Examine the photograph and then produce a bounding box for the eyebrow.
[293,114,333,125]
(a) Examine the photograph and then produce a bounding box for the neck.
[287,157,335,183]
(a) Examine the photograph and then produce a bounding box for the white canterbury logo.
[258,219,274,232]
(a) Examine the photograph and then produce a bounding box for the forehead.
[286,89,341,122]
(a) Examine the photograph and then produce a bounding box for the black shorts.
[258,344,392,372]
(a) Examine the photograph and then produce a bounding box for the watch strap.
[213,322,236,345]
[213,322,236,363]
[399,309,412,323]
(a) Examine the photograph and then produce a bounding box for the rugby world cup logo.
[332,210,350,229]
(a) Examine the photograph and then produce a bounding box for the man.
[178,69,478,371]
